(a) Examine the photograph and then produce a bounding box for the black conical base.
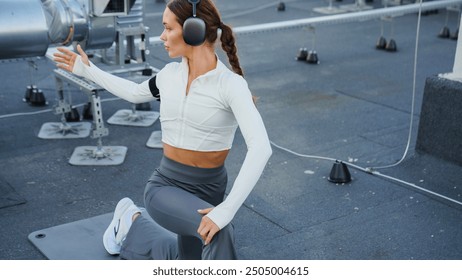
[29,89,47,106]
[277,2,286,11]
[296,48,308,61]
[438,26,450,38]
[376,36,387,49]
[385,39,397,52]
[450,28,458,40]
[328,161,351,184]
[306,50,319,64]
[65,107,80,122]
[82,102,93,120]
[23,85,34,102]
[135,102,152,111]
[142,68,153,76]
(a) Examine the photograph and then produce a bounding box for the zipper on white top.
[178,78,197,147]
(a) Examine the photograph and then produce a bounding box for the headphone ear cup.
[183,17,206,46]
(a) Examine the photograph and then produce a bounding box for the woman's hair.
[167,0,244,76]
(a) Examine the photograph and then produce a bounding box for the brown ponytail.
[219,23,244,77]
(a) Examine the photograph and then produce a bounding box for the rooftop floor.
[0,0,461,260]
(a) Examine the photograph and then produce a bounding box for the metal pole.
[453,19,462,75]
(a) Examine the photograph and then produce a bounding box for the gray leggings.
[119,156,237,260]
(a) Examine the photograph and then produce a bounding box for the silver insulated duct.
[0,0,135,60]
[0,0,50,59]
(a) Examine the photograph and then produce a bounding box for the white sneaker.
[103,197,141,255]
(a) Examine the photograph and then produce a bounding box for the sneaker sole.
[103,198,134,255]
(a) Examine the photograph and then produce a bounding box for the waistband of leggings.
[158,156,226,183]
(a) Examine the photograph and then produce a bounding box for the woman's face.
[160,7,188,58]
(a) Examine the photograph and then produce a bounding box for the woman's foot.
[103,197,141,255]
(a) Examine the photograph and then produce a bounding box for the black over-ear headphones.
[183,0,206,46]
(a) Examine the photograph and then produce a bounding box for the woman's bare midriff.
[163,143,229,168]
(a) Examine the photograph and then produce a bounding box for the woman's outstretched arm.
[53,45,156,104]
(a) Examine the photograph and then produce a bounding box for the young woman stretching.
[54,0,272,260]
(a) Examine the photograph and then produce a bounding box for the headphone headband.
[188,0,200,17]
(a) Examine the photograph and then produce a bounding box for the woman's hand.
[53,44,89,72]
[197,208,220,245]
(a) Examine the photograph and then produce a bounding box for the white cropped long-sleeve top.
[72,56,272,229]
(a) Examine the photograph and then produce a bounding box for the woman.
[54,0,271,260]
